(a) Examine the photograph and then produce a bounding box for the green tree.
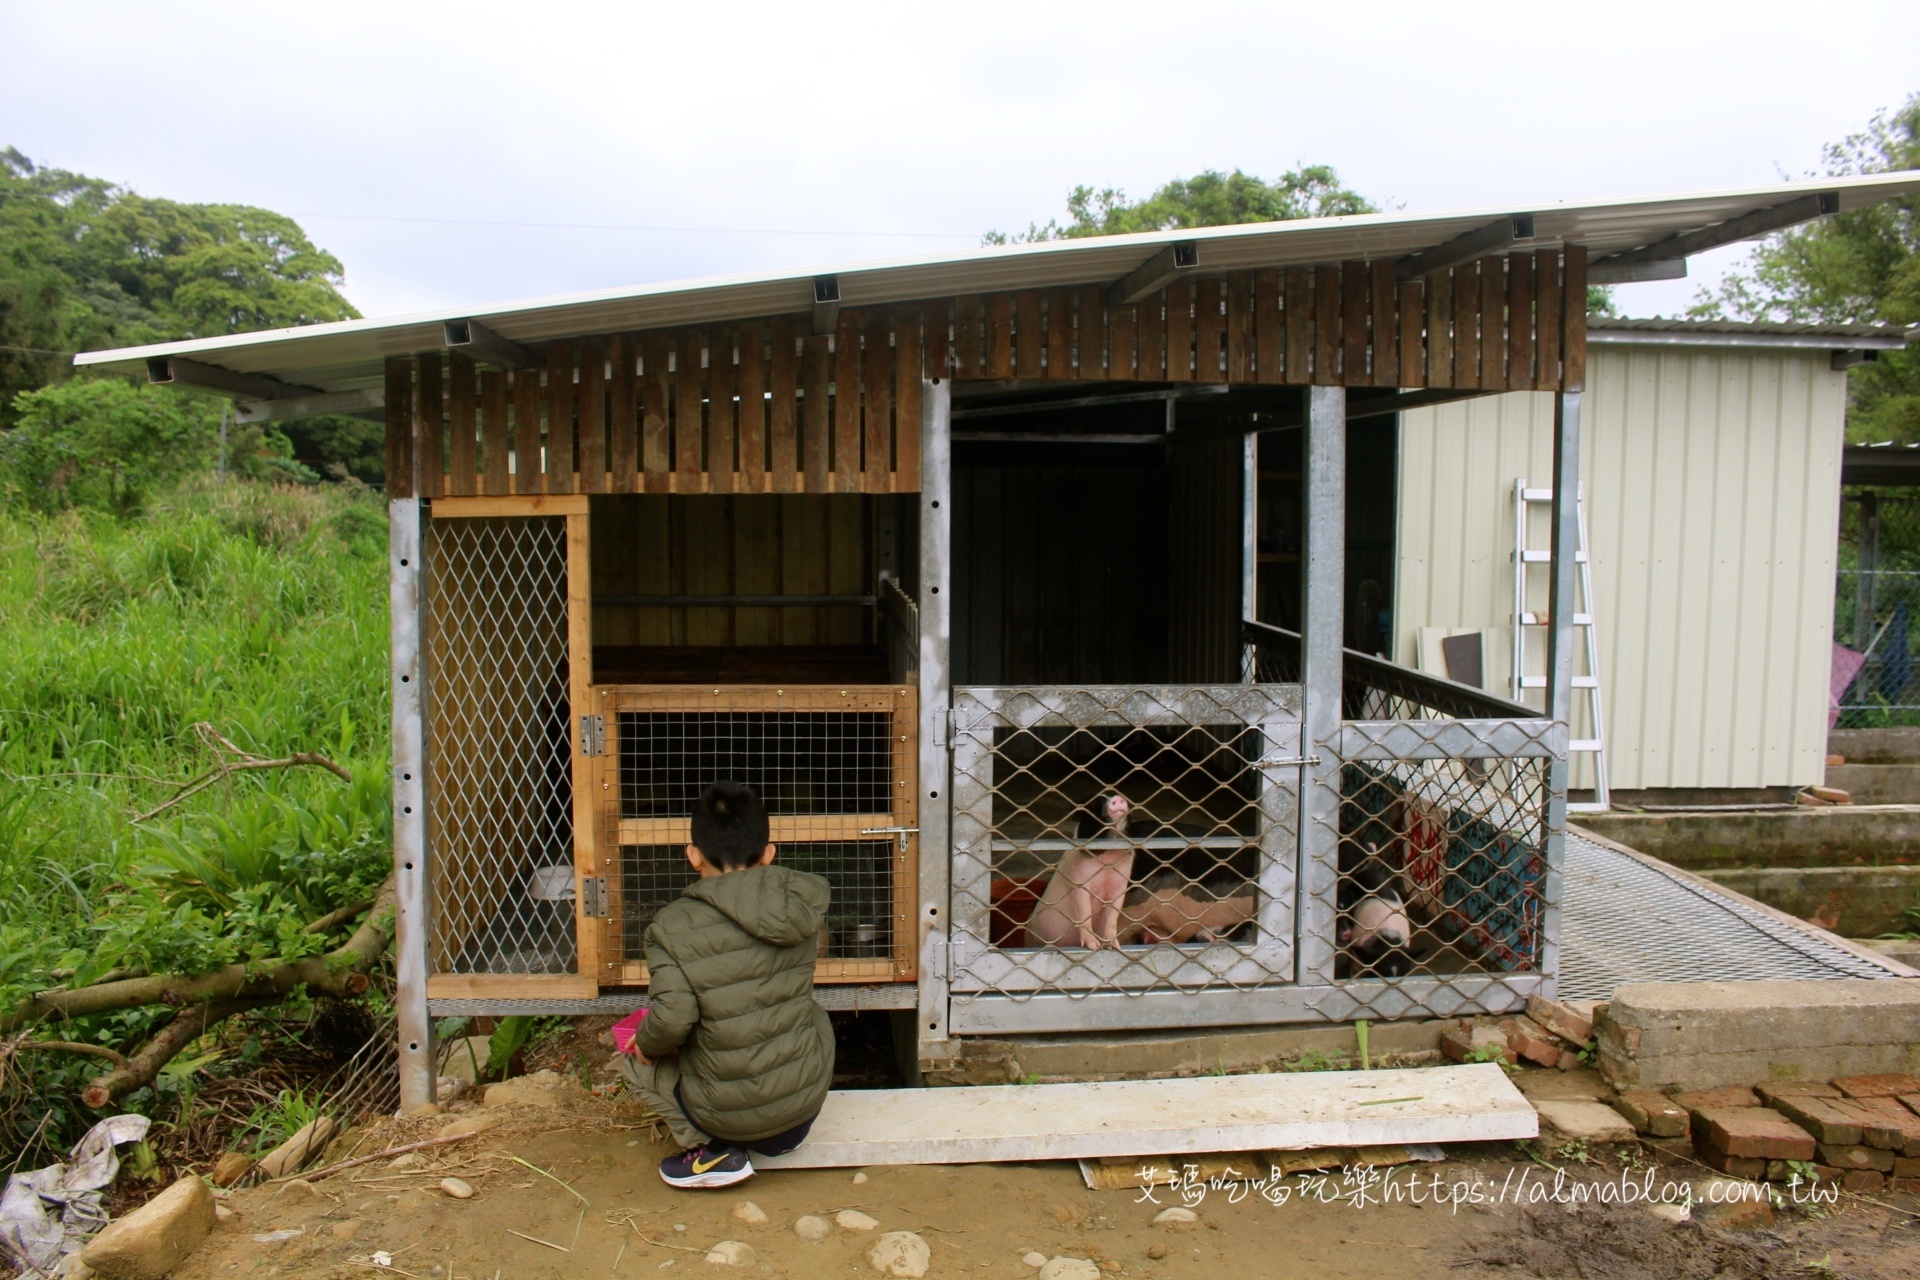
[985,165,1378,244]
[1690,94,1920,441]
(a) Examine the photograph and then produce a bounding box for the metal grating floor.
[1558,832,1907,1000]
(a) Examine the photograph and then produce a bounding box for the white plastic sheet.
[0,1114,151,1276]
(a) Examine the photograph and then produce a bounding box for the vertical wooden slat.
[1165,279,1193,382]
[802,334,831,492]
[384,356,414,499]
[1341,261,1368,386]
[1045,288,1070,379]
[1426,272,1453,390]
[985,293,1014,379]
[576,337,607,493]
[736,321,766,494]
[954,296,983,378]
[480,368,509,495]
[1014,290,1043,378]
[1109,299,1136,381]
[513,368,541,494]
[894,305,922,492]
[1194,276,1223,381]
[1284,268,1311,384]
[545,342,574,493]
[769,319,798,493]
[1397,277,1426,389]
[864,312,892,492]
[641,333,670,494]
[674,331,703,492]
[833,312,862,492]
[1135,288,1165,380]
[415,353,443,497]
[1077,285,1105,380]
[609,333,637,493]
[1226,272,1253,382]
[1535,249,1562,391]
[1508,252,1536,392]
[925,299,952,378]
[1370,260,1399,388]
[1312,266,1340,387]
[1253,269,1281,384]
[1562,244,1588,392]
[707,329,736,495]
[1452,263,1479,390]
[447,350,477,496]
[1480,256,1508,392]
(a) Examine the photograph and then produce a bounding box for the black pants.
[676,1082,815,1155]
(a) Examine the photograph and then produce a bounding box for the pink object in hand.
[611,1007,649,1054]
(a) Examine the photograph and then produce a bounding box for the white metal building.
[1395,318,1912,796]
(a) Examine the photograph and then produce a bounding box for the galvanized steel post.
[915,377,956,1070]
[1298,386,1345,986]
[1241,432,1258,679]
[389,498,434,1110]
[1539,390,1582,994]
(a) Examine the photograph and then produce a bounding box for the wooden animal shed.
[76,172,1920,1105]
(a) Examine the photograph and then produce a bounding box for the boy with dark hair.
[616,781,835,1188]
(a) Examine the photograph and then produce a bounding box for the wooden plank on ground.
[737,321,766,494]
[1136,287,1165,380]
[1165,279,1193,382]
[576,336,607,493]
[802,333,831,493]
[1194,276,1222,382]
[769,319,799,493]
[415,353,443,497]
[1480,255,1507,392]
[1341,261,1367,387]
[986,293,1013,380]
[447,350,477,496]
[1397,277,1426,389]
[675,331,703,493]
[833,311,861,492]
[864,312,892,492]
[384,357,414,499]
[1015,289,1042,379]
[894,306,922,492]
[480,369,509,495]
[1563,244,1588,392]
[1536,249,1562,391]
[609,333,637,493]
[707,328,736,495]
[546,341,575,493]
[1253,269,1281,384]
[642,334,670,494]
[1312,266,1340,387]
[1508,252,1535,392]
[1284,267,1310,384]
[755,1064,1536,1169]
[1077,285,1105,380]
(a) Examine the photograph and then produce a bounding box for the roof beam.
[812,275,841,336]
[1588,258,1687,285]
[1109,241,1198,304]
[147,356,315,401]
[235,386,386,425]
[443,318,541,370]
[1396,215,1534,280]
[1595,191,1839,270]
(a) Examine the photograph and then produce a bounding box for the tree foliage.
[1690,94,1920,441]
[986,165,1378,245]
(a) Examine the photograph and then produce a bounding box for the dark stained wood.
[706,330,737,495]
[801,333,831,492]
[1452,265,1479,390]
[1370,260,1398,388]
[642,333,671,494]
[986,293,1013,380]
[894,305,922,492]
[447,350,477,496]
[1562,244,1588,392]
[480,368,510,495]
[954,295,983,378]
[1045,288,1070,379]
[1165,279,1193,382]
[415,353,443,497]
[544,342,574,493]
[576,337,607,493]
[1194,276,1223,381]
[833,311,862,492]
[674,331,703,492]
[1535,248,1562,391]
[1341,261,1368,386]
[1077,285,1105,380]
[1136,287,1165,380]
[864,311,892,491]
[768,318,799,493]
[1480,256,1508,392]
[736,321,766,494]
[1397,277,1426,389]
[1109,298,1136,381]
[1253,268,1281,384]
[1426,271,1453,390]
[925,299,952,378]
[732,494,779,645]
[384,357,414,499]
[1284,267,1310,385]
[513,368,542,495]
[1507,252,1535,392]
[1312,266,1340,387]
[1226,272,1254,382]
[1015,289,1042,379]
[609,333,637,493]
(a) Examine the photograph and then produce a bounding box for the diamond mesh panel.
[950,686,1301,998]
[422,514,577,975]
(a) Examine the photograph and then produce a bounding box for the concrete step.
[755,1063,1535,1169]
[1578,805,1920,870]
[1826,763,1920,805]
[1695,865,1920,936]
[1830,727,1920,764]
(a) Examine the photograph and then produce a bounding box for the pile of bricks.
[1439,996,1599,1071]
[1609,1073,1920,1191]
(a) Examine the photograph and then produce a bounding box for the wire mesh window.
[422,513,578,975]
[1836,489,1920,727]
[619,712,895,817]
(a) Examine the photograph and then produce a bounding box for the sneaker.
[658,1144,754,1189]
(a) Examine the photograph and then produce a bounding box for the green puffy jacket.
[633,864,836,1142]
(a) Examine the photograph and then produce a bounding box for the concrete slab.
[755,1064,1535,1169]
[1576,806,1920,870]
[1697,865,1920,937]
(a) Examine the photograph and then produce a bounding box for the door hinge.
[580,876,609,918]
[578,714,606,756]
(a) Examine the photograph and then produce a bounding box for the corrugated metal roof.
[72,170,1920,393]
[1589,316,1913,350]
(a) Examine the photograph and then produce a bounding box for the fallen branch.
[131,723,353,823]
[10,1040,132,1070]
[82,995,268,1107]
[272,1132,478,1184]
[303,898,375,936]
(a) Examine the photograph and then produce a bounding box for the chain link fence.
[1836,490,1920,728]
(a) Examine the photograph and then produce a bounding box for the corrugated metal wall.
[1396,346,1848,792]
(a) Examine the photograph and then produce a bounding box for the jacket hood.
[683,864,828,947]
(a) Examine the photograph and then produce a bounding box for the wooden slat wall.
[385,250,1590,498]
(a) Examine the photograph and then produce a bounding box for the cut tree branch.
[9,1040,132,1069]
[81,996,269,1108]
[302,898,374,936]
[131,723,354,823]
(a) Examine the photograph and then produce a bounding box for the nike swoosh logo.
[691,1153,728,1174]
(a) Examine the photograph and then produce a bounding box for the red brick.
[1816,1143,1894,1172]
[1816,1166,1886,1193]
[1671,1085,1758,1113]
[1555,1051,1581,1072]
[1496,1017,1563,1068]
[1769,1094,1865,1145]
[1613,1090,1689,1138]
[1901,1094,1920,1118]
[1754,1081,1841,1105]
[1832,1073,1920,1099]
[1695,1107,1816,1161]
[1848,1097,1920,1155]
[1895,1155,1920,1178]
[1439,1025,1512,1066]
[1697,1146,1767,1179]
[1526,994,1595,1046]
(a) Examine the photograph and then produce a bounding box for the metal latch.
[862,826,919,855]
[578,714,606,756]
[580,876,609,918]
[1257,754,1321,768]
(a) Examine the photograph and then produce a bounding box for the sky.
[5,1,1918,324]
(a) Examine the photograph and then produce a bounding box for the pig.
[1024,794,1137,950]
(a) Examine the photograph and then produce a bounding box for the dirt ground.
[182,1084,1920,1280]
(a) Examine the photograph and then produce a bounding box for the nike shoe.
[658,1144,754,1189]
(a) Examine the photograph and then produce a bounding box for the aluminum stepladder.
[1512,478,1610,811]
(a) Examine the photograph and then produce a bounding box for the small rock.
[1646,1202,1691,1225]
[252,1229,302,1245]
[794,1216,833,1242]
[1023,1252,1048,1268]
[213,1204,236,1224]
[331,1221,361,1240]
[437,1113,500,1138]
[836,1209,879,1232]
[1038,1259,1101,1280]
[482,1069,588,1110]
[389,1152,426,1169]
[284,1179,317,1197]
[852,1171,868,1184]
[1534,1100,1637,1144]
[704,1241,756,1267]
[440,1177,474,1199]
[867,1232,930,1278]
[732,1201,767,1225]
[254,1118,339,1178]
[1145,1243,1167,1259]
[674,1224,687,1232]
[211,1152,254,1188]
[438,1035,494,1084]
[1555,1051,1582,1071]
[1151,1206,1198,1225]
[435,1076,468,1103]
[82,1172,219,1279]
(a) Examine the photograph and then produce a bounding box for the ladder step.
[1569,739,1605,752]
[1519,488,1555,503]
[1517,612,1594,626]
[1518,550,1588,563]
[1518,675,1600,689]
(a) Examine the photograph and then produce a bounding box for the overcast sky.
[6,1,1918,324]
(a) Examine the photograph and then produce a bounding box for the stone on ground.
[732,1201,767,1225]
[438,1113,501,1138]
[1533,1099,1637,1143]
[1151,1207,1198,1225]
[80,1175,217,1280]
[438,1035,493,1084]
[852,1171,868,1183]
[794,1215,832,1242]
[836,1209,879,1232]
[213,1204,236,1224]
[1645,1202,1691,1225]
[1037,1259,1101,1280]
[1670,1085,1758,1114]
[483,1068,588,1110]
[1023,1251,1048,1267]
[1693,1178,1775,1228]
[210,1152,254,1188]
[254,1117,337,1178]
[440,1177,473,1199]
[867,1231,930,1278]
[704,1240,756,1267]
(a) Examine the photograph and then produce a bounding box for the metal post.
[1298,386,1345,986]
[1857,492,1880,650]
[915,377,956,1073]
[1241,433,1258,679]
[390,498,434,1110]
[1539,390,1582,994]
